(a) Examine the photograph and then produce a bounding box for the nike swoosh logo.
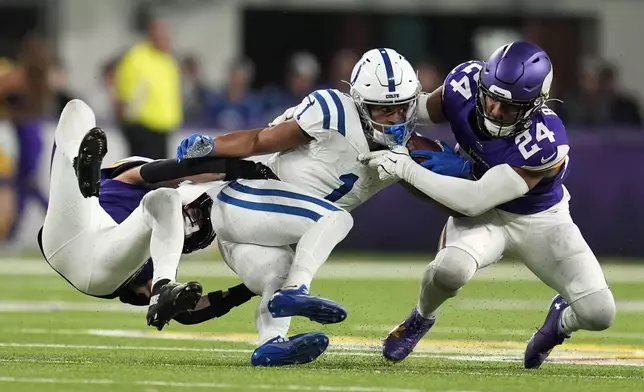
[541,151,558,164]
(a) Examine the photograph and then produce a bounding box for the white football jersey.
[266,89,392,211]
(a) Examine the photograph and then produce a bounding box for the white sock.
[256,287,291,345]
[560,307,578,335]
[141,189,185,287]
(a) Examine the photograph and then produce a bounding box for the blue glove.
[176,134,215,162]
[384,122,407,146]
[410,144,471,178]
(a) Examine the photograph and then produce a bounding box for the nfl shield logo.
[476,141,484,150]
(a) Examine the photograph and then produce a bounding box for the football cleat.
[267,285,347,324]
[524,294,571,369]
[251,332,329,367]
[382,307,435,362]
[147,281,203,331]
[74,127,108,198]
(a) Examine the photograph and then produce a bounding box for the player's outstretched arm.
[361,146,561,216]
[211,120,311,157]
[175,118,310,162]
[173,283,257,325]
[119,282,257,322]
[401,162,531,216]
[113,157,277,188]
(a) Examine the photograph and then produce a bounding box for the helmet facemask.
[181,194,216,254]
[475,80,546,138]
[351,86,420,148]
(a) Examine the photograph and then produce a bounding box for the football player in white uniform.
[175,48,432,366]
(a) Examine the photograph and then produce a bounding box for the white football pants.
[211,179,354,344]
[41,100,185,297]
[418,187,615,332]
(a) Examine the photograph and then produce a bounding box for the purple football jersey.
[442,61,570,215]
[99,159,154,285]
[99,160,151,224]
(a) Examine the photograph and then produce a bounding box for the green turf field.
[0,256,643,392]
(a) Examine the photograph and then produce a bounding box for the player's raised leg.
[43,100,201,330]
[76,132,201,330]
[42,100,102,258]
[212,179,353,324]
[110,187,202,330]
[383,212,506,362]
[515,204,615,369]
[270,206,354,325]
[217,239,330,366]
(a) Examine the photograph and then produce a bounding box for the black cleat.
[74,127,108,198]
[147,281,203,331]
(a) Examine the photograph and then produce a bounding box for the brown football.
[406,133,443,164]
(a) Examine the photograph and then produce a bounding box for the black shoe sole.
[74,127,107,198]
[147,281,203,331]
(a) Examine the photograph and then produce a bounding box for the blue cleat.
[382,307,435,362]
[268,285,347,324]
[251,332,330,367]
[524,294,571,369]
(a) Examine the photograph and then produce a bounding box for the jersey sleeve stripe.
[326,89,346,136]
[378,48,396,92]
[522,145,570,171]
[311,91,331,130]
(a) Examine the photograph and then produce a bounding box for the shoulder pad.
[516,107,570,171]
[294,89,350,140]
[442,61,485,118]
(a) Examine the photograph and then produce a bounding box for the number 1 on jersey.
[325,173,359,203]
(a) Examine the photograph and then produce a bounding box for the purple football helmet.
[476,41,553,138]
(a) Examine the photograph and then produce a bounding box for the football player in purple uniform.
[40,100,274,331]
[360,41,615,369]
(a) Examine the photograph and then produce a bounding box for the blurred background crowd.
[0,0,642,256]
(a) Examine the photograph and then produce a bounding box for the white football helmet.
[349,48,421,147]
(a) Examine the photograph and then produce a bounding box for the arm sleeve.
[173,284,256,325]
[139,157,270,183]
[401,162,529,217]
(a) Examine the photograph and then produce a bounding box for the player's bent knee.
[427,247,477,292]
[571,288,616,331]
[141,188,182,215]
[320,209,354,238]
[332,209,354,234]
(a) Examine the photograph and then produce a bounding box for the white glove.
[269,106,297,127]
[358,146,414,182]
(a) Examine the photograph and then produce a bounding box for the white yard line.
[0,377,422,392]
[2,259,644,282]
[4,328,644,367]
[4,297,644,315]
